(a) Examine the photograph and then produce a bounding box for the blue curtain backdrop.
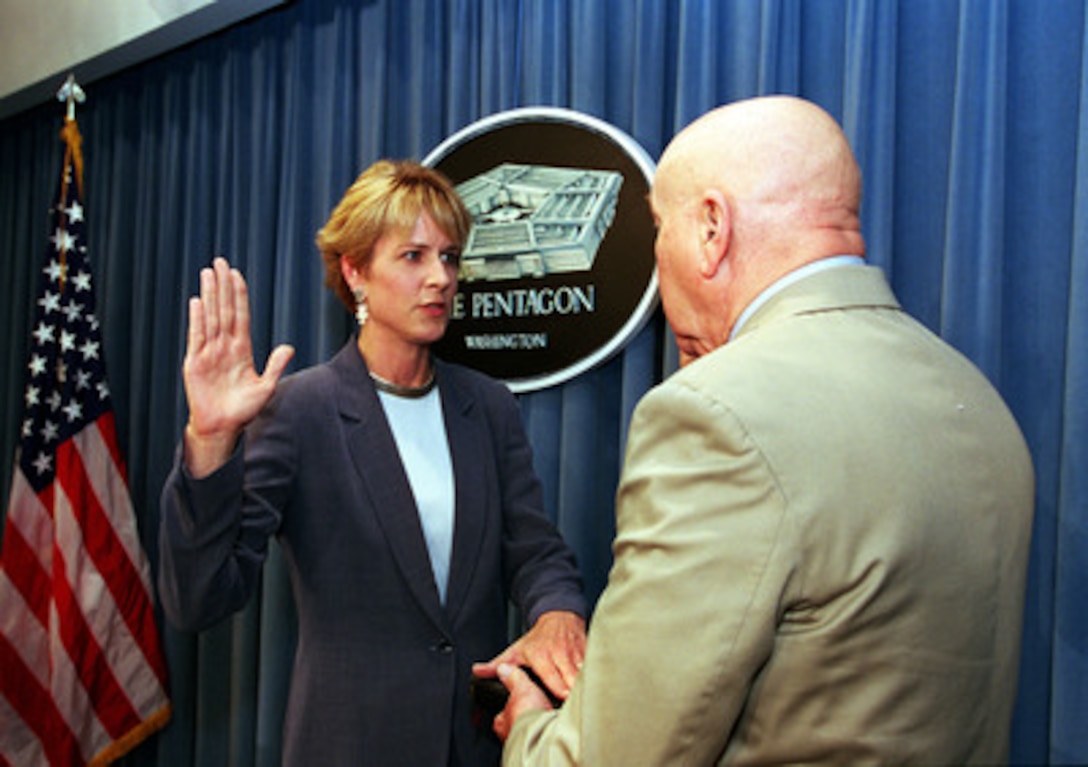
[1,1,1084,764]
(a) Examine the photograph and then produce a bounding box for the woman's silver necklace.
[369,370,436,399]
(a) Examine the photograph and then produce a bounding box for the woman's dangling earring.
[353,286,368,327]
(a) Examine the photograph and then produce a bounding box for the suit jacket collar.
[330,338,485,631]
[733,264,901,342]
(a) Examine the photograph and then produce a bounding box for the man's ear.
[698,189,731,278]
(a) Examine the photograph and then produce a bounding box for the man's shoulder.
[666,332,804,396]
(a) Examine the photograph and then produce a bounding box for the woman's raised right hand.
[182,257,294,477]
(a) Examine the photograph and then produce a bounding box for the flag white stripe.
[0,568,51,690]
[6,468,53,575]
[48,597,106,764]
[0,686,48,767]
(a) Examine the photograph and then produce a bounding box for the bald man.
[478,96,1035,764]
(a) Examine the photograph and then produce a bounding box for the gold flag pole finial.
[56,73,85,121]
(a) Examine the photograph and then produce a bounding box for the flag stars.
[25,385,40,407]
[48,391,62,411]
[50,228,77,255]
[97,381,110,400]
[33,321,55,346]
[44,259,67,283]
[29,354,48,377]
[60,329,76,353]
[63,400,83,423]
[32,452,53,476]
[21,419,33,439]
[66,200,84,222]
[42,420,59,442]
[79,338,100,361]
[76,369,92,391]
[38,290,61,315]
[71,271,92,292]
[62,300,84,323]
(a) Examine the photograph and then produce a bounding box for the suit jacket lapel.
[437,364,489,625]
[333,342,448,631]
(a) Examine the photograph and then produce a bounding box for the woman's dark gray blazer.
[159,338,586,766]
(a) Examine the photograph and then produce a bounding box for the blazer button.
[431,639,454,654]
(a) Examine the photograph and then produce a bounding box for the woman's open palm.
[182,258,294,470]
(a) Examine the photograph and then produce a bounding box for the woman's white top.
[377,387,455,604]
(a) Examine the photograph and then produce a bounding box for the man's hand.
[490,663,556,741]
[472,610,585,741]
[183,257,294,477]
[474,610,585,700]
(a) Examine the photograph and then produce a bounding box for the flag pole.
[54,75,85,287]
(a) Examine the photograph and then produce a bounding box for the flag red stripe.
[50,542,143,741]
[0,518,51,627]
[57,428,169,687]
[94,409,128,484]
[0,632,87,767]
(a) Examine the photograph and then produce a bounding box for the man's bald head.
[658,95,862,223]
[657,93,861,230]
[649,97,867,363]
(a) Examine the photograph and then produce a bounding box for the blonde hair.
[316,160,473,310]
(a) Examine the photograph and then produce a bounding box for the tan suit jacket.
[504,265,1034,765]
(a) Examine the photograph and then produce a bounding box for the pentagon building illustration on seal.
[455,163,624,282]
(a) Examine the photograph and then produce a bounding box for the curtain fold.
[1,1,1084,764]
[1056,19,1088,762]
[940,0,1007,374]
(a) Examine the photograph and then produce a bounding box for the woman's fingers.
[262,344,296,387]
[200,262,219,340]
[214,256,234,338]
[230,264,250,340]
[195,256,254,352]
[187,296,205,356]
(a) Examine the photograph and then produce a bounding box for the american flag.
[0,118,171,765]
